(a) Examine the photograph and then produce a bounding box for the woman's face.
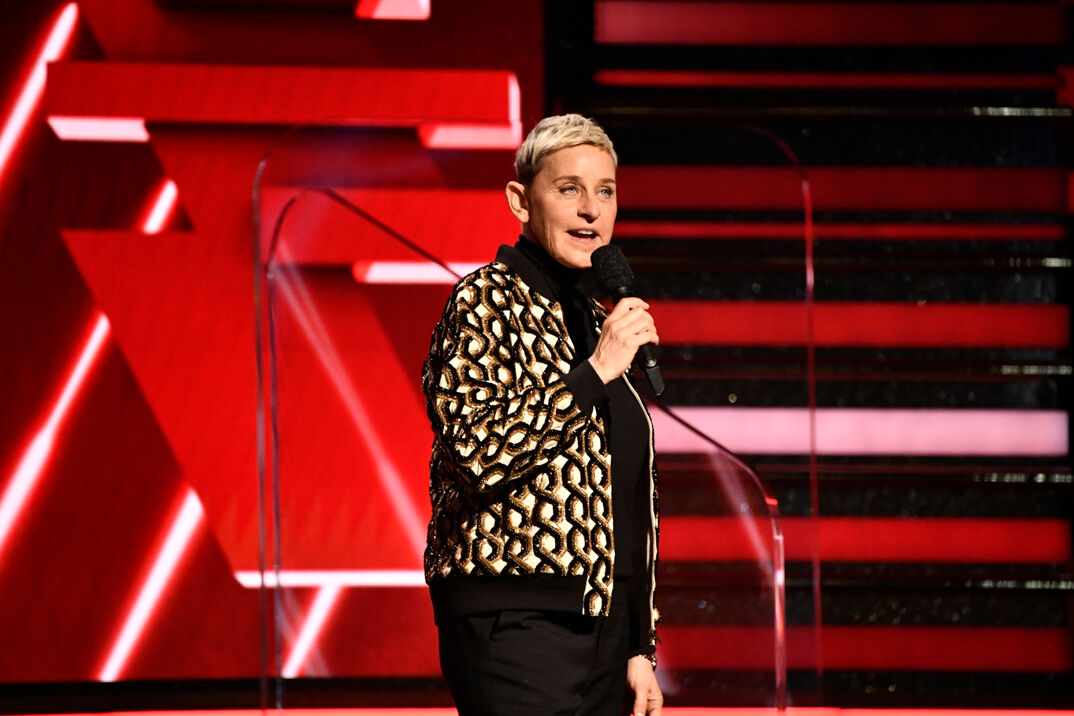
[518,144,617,269]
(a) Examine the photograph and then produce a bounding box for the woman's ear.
[505,181,529,223]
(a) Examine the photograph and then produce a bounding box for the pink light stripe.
[235,569,425,588]
[142,180,178,234]
[282,585,343,677]
[0,314,110,568]
[98,489,204,682]
[354,0,431,20]
[0,3,78,184]
[418,121,522,149]
[651,407,1068,456]
[352,260,483,284]
[23,708,1074,716]
[47,116,149,142]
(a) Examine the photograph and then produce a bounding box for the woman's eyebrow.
[551,174,617,184]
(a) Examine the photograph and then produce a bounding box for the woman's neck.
[516,235,584,297]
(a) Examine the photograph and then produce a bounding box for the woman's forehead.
[536,144,617,181]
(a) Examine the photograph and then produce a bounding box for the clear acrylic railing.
[253,124,792,710]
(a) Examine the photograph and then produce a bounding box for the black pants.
[437,595,630,716]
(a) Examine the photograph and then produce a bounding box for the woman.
[422,114,662,715]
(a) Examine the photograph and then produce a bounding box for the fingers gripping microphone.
[591,244,665,397]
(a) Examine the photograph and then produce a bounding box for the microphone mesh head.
[591,244,635,294]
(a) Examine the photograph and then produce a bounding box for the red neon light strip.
[98,489,204,682]
[617,167,1067,212]
[141,180,178,234]
[659,625,1071,671]
[0,3,78,184]
[282,585,343,677]
[614,221,1064,241]
[648,302,1069,348]
[0,314,109,568]
[660,516,1070,563]
[595,70,1059,90]
[594,1,1065,46]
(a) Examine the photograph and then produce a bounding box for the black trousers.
[437,594,630,716]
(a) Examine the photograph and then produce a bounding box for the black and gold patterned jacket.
[422,243,659,654]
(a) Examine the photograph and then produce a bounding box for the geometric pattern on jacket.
[422,261,620,616]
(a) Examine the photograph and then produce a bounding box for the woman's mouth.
[567,229,599,240]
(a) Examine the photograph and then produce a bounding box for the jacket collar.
[495,236,593,305]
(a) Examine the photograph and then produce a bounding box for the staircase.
[546,0,1074,706]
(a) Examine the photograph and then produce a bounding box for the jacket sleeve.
[422,279,597,493]
[626,575,659,660]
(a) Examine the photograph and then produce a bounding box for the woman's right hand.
[588,297,659,384]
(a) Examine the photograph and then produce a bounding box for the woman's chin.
[570,245,603,270]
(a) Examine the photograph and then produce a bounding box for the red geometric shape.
[264,187,513,265]
[62,226,265,571]
[617,167,1068,212]
[660,516,1072,563]
[61,221,438,574]
[648,301,1070,348]
[595,1,1066,46]
[45,62,518,134]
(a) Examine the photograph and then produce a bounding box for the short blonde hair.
[514,114,618,187]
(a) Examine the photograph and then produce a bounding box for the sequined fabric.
[422,261,644,617]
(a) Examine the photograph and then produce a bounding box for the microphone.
[590,244,665,397]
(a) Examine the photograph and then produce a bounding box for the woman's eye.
[599,188,614,198]
[560,185,577,194]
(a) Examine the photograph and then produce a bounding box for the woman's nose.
[579,194,600,220]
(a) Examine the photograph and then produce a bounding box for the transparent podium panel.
[646,410,788,708]
[252,126,791,709]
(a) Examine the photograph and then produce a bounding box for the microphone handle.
[609,288,665,397]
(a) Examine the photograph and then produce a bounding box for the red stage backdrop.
[0,0,1070,711]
